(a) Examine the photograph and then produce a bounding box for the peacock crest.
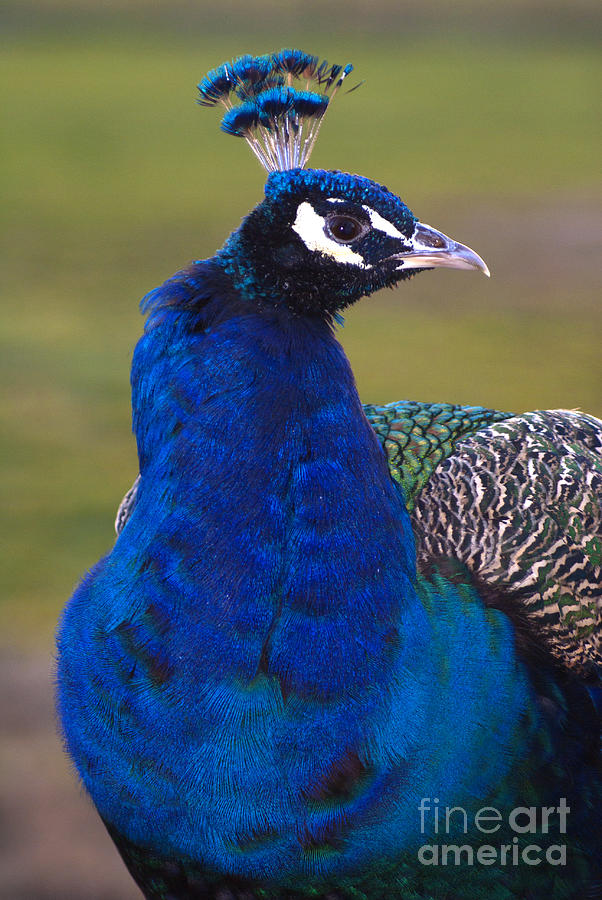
[197,49,357,172]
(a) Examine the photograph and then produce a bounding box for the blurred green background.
[1,1,601,896]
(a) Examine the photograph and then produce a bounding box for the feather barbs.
[197,49,355,172]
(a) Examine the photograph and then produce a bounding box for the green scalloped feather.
[364,401,514,510]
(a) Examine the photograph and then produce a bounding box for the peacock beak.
[391,222,490,277]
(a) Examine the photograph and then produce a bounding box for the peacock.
[57,50,602,900]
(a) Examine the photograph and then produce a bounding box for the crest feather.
[197,49,356,172]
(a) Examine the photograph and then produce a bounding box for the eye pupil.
[334,219,356,239]
[328,215,362,243]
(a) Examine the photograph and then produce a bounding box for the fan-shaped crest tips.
[197,49,355,172]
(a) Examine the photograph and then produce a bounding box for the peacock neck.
[126,260,418,699]
[59,260,540,874]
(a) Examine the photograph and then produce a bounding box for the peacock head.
[200,50,489,317]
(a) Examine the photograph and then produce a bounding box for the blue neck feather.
[57,259,536,883]
[131,259,417,699]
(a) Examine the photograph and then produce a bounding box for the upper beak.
[392,221,490,277]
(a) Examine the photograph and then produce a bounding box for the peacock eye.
[326,215,364,244]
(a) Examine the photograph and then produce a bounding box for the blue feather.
[57,49,602,900]
[220,102,259,137]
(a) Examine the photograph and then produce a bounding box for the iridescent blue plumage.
[220,101,259,137]
[57,51,601,900]
[198,50,354,171]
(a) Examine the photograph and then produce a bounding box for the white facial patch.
[291,202,370,268]
[361,205,405,239]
